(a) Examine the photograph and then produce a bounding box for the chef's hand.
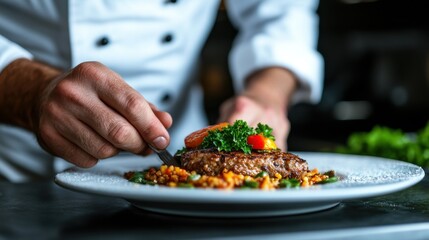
[0,59,172,168]
[38,61,173,167]
[218,67,297,151]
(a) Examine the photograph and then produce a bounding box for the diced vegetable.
[279,178,300,188]
[255,171,269,178]
[263,138,277,150]
[243,180,259,189]
[128,172,155,185]
[319,176,339,184]
[187,174,201,181]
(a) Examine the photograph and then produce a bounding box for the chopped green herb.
[255,171,269,178]
[243,180,259,189]
[128,172,155,185]
[187,174,201,181]
[319,176,339,184]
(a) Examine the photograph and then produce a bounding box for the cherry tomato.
[247,135,265,150]
[184,122,229,149]
[247,134,277,150]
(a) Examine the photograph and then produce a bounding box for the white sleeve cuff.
[226,0,324,104]
[0,35,33,73]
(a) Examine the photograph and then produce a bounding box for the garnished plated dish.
[124,120,337,190]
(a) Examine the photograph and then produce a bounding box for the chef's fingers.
[152,109,173,129]
[135,105,173,156]
[38,93,122,160]
[48,64,148,154]
[147,102,173,129]
[75,97,148,154]
[55,112,120,159]
[37,121,99,168]
[82,62,170,150]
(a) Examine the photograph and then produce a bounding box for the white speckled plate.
[55,152,425,217]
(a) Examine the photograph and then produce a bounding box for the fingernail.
[152,136,168,150]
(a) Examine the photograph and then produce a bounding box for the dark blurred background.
[199,0,429,151]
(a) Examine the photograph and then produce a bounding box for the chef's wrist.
[243,67,297,111]
[0,58,61,131]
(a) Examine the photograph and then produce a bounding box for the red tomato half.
[247,135,265,150]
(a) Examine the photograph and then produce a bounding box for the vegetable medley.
[124,165,338,190]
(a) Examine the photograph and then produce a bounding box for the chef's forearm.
[243,67,297,112]
[0,58,60,131]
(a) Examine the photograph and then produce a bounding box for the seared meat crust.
[180,149,308,178]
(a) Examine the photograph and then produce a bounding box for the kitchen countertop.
[1,169,429,240]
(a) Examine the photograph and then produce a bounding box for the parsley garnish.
[200,120,275,154]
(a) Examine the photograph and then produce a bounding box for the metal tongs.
[148,144,180,166]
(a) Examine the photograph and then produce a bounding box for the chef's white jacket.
[0,0,323,182]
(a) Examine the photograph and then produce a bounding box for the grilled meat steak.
[180,149,308,178]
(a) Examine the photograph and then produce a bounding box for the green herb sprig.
[255,123,275,141]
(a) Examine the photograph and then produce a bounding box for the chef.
[0,0,323,182]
